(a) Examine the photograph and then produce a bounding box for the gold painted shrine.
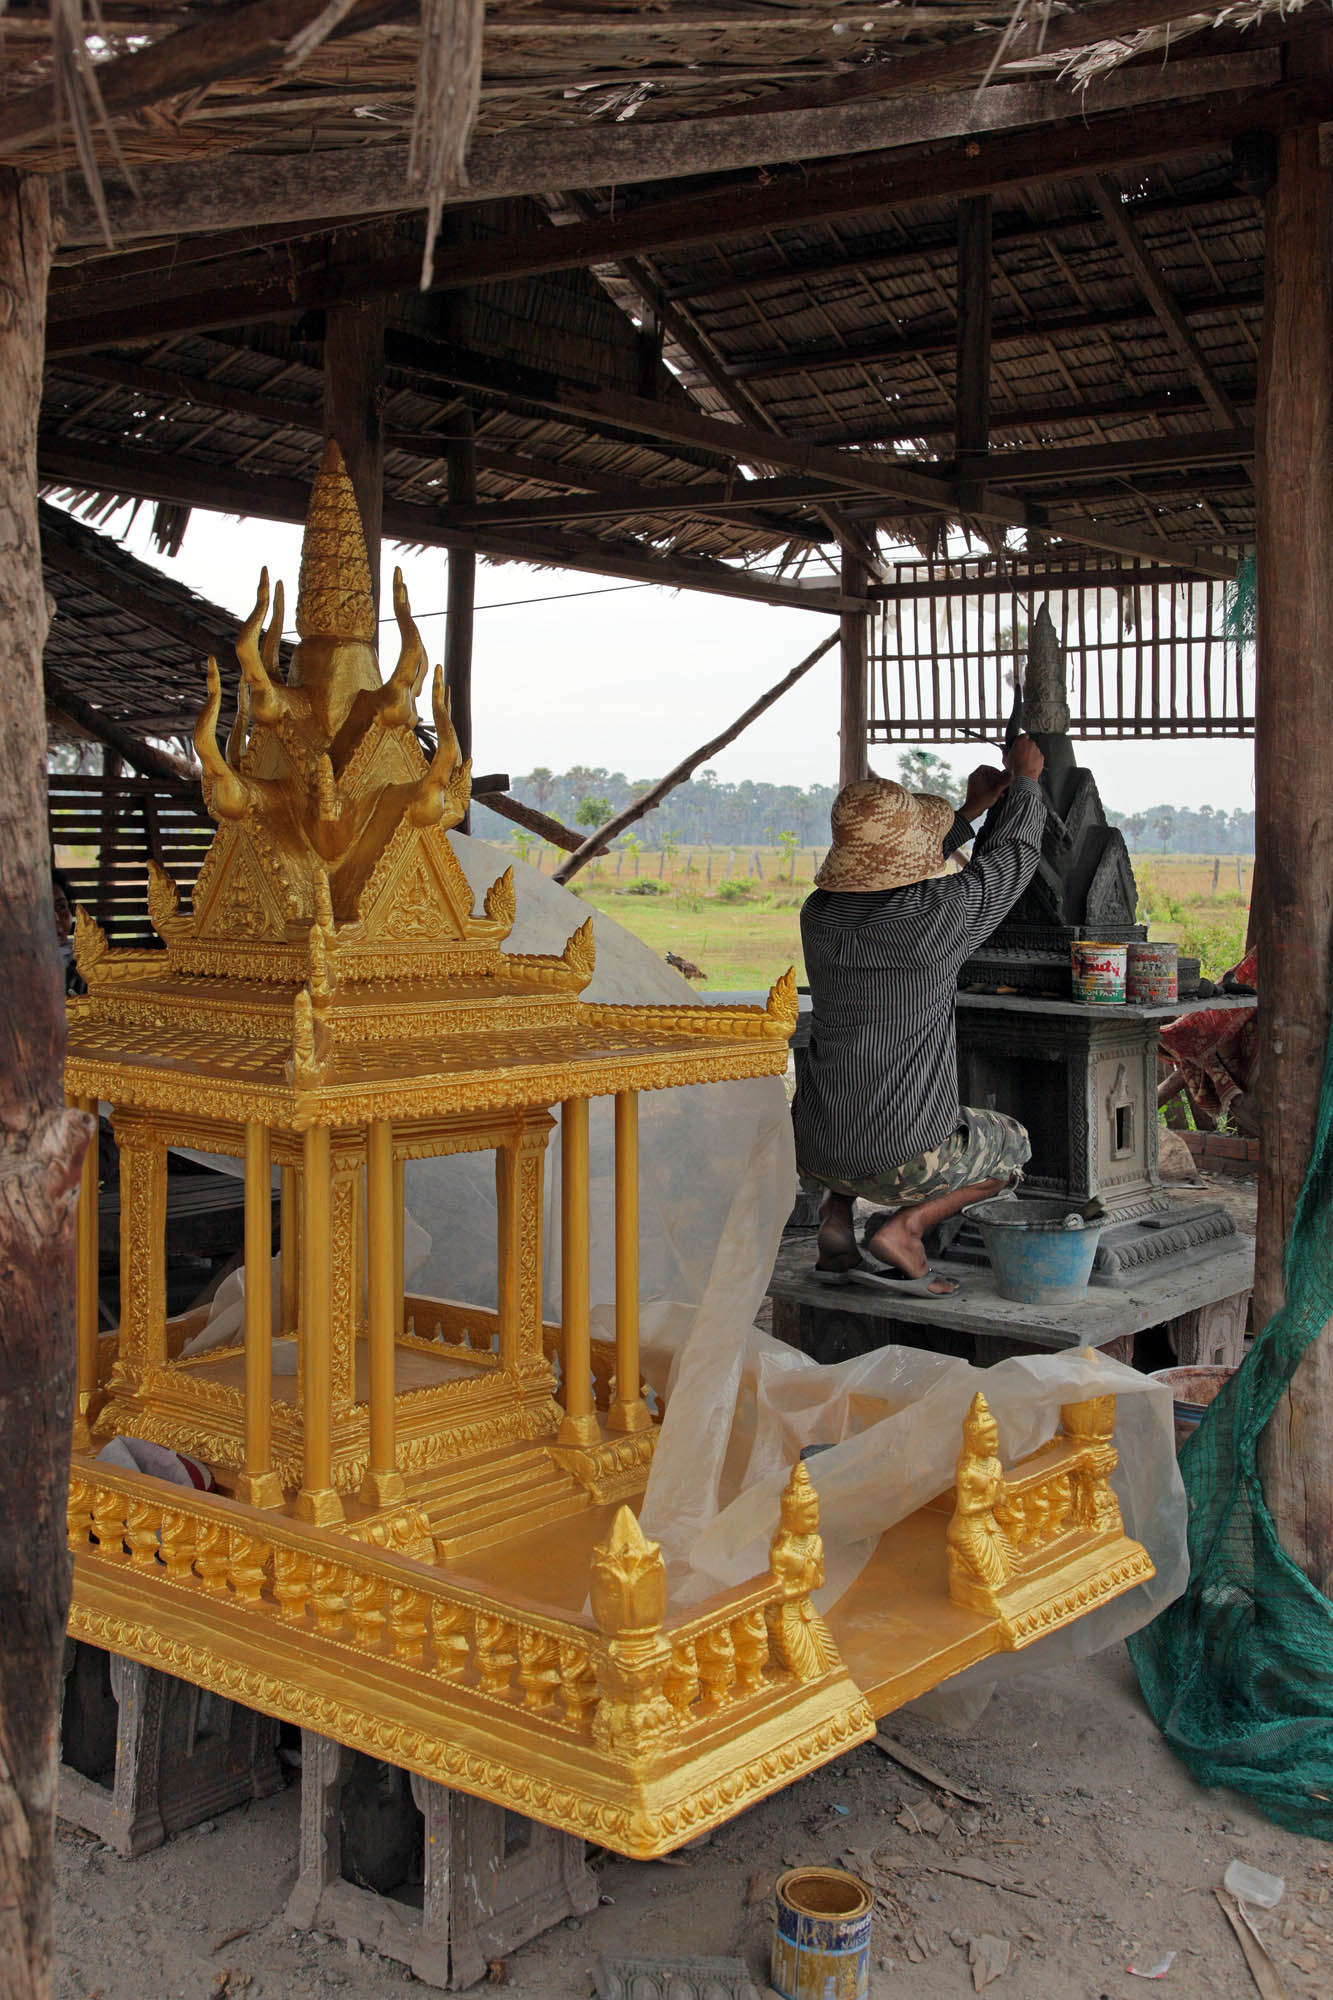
[63,444,1154,1857]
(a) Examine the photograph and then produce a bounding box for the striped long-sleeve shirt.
[792,778,1047,1184]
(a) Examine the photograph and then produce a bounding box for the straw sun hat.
[815,776,957,893]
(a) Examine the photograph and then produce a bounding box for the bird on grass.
[666,951,707,982]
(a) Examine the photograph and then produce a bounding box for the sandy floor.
[55,1641,1329,2000]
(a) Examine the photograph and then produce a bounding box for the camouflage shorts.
[802,1106,1029,1208]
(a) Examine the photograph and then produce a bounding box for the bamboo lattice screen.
[868,554,1253,743]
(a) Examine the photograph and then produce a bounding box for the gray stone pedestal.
[59,1639,282,1858]
[286,1732,598,1989]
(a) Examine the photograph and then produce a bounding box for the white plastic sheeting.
[183,834,1188,1697]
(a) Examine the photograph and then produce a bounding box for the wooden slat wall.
[48,773,212,946]
[868,554,1254,743]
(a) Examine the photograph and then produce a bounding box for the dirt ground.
[55,1643,1330,2000]
[59,1175,1290,2000]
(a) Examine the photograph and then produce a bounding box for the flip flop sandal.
[859,1252,964,1297]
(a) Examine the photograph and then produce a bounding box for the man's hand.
[961,764,1010,820]
[1005,733,1045,782]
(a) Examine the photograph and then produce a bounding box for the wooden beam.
[958,429,1256,484]
[473,791,603,856]
[1254,91,1333,1589]
[840,551,870,788]
[46,35,1279,245]
[1089,176,1241,428]
[666,184,1248,305]
[956,196,992,461]
[803,383,1257,449]
[42,679,198,784]
[36,436,850,612]
[41,514,241,668]
[0,0,414,155]
[723,287,1264,384]
[439,471,861,531]
[553,632,839,886]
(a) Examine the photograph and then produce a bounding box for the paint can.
[1127,939,1179,1005]
[1070,939,1127,1004]
[771,1866,872,2000]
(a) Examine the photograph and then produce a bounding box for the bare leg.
[815,1190,860,1273]
[865,1178,1007,1292]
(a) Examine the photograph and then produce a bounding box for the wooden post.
[839,549,869,789]
[446,405,476,833]
[1253,67,1333,1591]
[557,1098,600,1448]
[607,1092,652,1435]
[236,1119,281,1508]
[955,194,992,459]
[323,245,386,617]
[296,1121,342,1525]
[361,1119,405,1507]
[0,165,89,2000]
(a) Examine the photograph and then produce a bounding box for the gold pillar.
[607,1092,652,1435]
[296,1121,342,1524]
[73,1095,100,1450]
[361,1118,405,1506]
[279,1163,299,1334]
[110,1117,167,1392]
[496,1141,522,1376]
[393,1153,406,1334]
[558,1097,600,1448]
[236,1120,282,1507]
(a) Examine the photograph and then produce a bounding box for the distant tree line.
[472,760,1255,856]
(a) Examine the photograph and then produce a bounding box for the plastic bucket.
[969,1196,1104,1304]
[771,1866,872,2000]
[1071,939,1127,1003]
[1128,940,1178,1005]
[1149,1364,1235,1450]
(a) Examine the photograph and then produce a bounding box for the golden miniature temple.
[63,444,1156,1858]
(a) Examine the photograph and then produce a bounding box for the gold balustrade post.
[73,1094,100,1450]
[279,1163,299,1334]
[236,1119,282,1507]
[393,1153,406,1334]
[558,1097,600,1448]
[361,1118,406,1506]
[496,1140,521,1375]
[607,1091,652,1435]
[296,1121,342,1524]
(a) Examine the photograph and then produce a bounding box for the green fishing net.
[1128,1025,1333,1840]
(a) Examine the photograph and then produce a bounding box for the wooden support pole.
[236,1119,281,1508]
[0,163,88,2000]
[446,407,477,834]
[955,195,992,459]
[323,264,386,619]
[361,1119,405,1507]
[554,631,837,884]
[73,1096,100,1452]
[557,1098,599,1449]
[839,551,870,788]
[607,1092,652,1436]
[1254,72,1333,1592]
[296,1122,342,1525]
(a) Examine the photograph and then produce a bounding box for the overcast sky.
[107,505,1257,817]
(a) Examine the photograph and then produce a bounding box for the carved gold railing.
[67,1459,841,1755]
[946,1392,1152,1640]
[404,1295,621,1410]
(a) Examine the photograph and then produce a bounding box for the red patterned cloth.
[1159,950,1258,1124]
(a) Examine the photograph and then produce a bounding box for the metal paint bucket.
[1071,939,1127,1004]
[1127,939,1178,1005]
[1149,1364,1235,1450]
[969,1196,1105,1304]
[771,1866,872,2000]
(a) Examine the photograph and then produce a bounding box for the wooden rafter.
[1089,176,1241,427]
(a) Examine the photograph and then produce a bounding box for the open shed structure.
[2,3,1332,1991]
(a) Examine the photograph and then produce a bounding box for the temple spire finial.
[295,438,376,643]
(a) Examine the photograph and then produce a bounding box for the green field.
[518,844,1254,991]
